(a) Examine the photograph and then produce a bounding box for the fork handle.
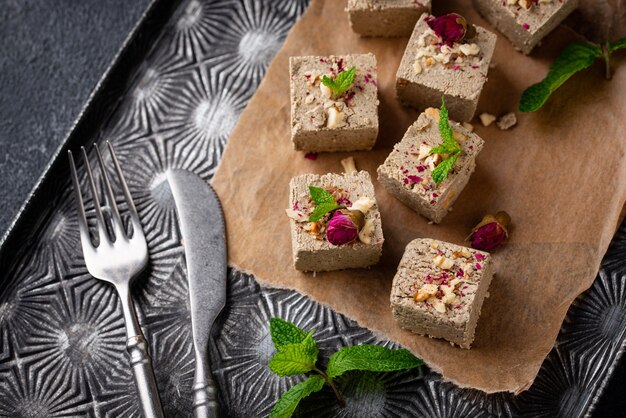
[127,335,165,418]
[193,376,220,417]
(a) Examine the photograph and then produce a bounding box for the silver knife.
[167,169,227,418]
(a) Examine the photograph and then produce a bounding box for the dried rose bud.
[326,209,364,246]
[468,211,511,251]
[425,13,470,46]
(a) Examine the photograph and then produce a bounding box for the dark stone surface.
[0,0,150,236]
[0,0,624,416]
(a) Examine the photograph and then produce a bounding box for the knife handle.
[193,375,220,418]
[127,335,165,418]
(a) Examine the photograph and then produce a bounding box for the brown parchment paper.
[212,0,626,393]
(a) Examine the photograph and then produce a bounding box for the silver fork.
[69,142,164,418]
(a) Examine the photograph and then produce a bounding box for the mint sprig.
[429,97,461,185]
[520,37,626,112]
[308,186,339,221]
[321,66,356,99]
[326,344,423,379]
[269,332,319,376]
[268,318,424,417]
[270,375,325,418]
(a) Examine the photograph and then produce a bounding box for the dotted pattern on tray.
[0,0,624,416]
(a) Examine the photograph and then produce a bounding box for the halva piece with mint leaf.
[377,106,483,223]
[286,171,384,272]
[346,0,431,38]
[390,238,494,349]
[290,54,379,152]
[396,13,496,121]
[472,0,578,54]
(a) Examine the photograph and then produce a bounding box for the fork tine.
[94,143,125,240]
[107,142,144,238]
[82,146,110,244]
[68,151,92,247]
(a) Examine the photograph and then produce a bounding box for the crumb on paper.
[479,113,497,127]
[341,156,357,173]
[496,112,517,130]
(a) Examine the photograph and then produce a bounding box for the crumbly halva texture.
[290,54,379,152]
[377,108,484,223]
[496,112,517,130]
[346,0,431,38]
[288,171,384,272]
[472,0,579,54]
[390,238,494,349]
[396,14,497,121]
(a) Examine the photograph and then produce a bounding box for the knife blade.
[167,169,226,418]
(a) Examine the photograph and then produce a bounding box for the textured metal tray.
[0,0,624,416]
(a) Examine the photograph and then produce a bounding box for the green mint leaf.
[321,66,356,99]
[309,202,338,222]
[269,332,319,377]
[309,186,336,205]
[431,153,459,185]
[269,375,325,418]
[609,37,626,53]
[308,186,339,221]
[270,318,309,350]
[519,42,601,112]
[431,97,460,156]
[326,345,423,379]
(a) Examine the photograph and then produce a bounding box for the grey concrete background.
[0,1,624,416]
[0,0,150,235]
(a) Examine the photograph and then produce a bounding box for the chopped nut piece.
[453,131,467,142]
[424,57,435,66]
[304,221,321,235]
[417,144,433,160]
[285,208,308,222]
[442,293,460,305]
[358,218,375,244]
[341,156,357,174]
[479,112,497,127]
[430,241,439,250]
[462,122,474,132]
[433,255,454,270]
[518,0,532,9]
[425,153,443,170]
[413,60,423,74]
[327,107,346,129]
[320,82,332,99]
[450,278,462,287]
[414,283,438,302]
[349,196,375,214]
[496,112,518,130]
[428,297,447,313]
[424,107,440,121]
[462,263,475,276]
[305,95,315,105]
[459,43,481,56]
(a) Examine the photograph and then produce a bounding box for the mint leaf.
[431,154,459,185]
[519,42,601,112]
[430,97,460,156]
[308,186,339,221]
[309,186,336,205]
[609,37,626,53]
[326,345,423,379]
[269,375,325,418]
[309,202,338,222]
[269,333,319,376]
[321,66,356,99]
[270,318,309,350]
